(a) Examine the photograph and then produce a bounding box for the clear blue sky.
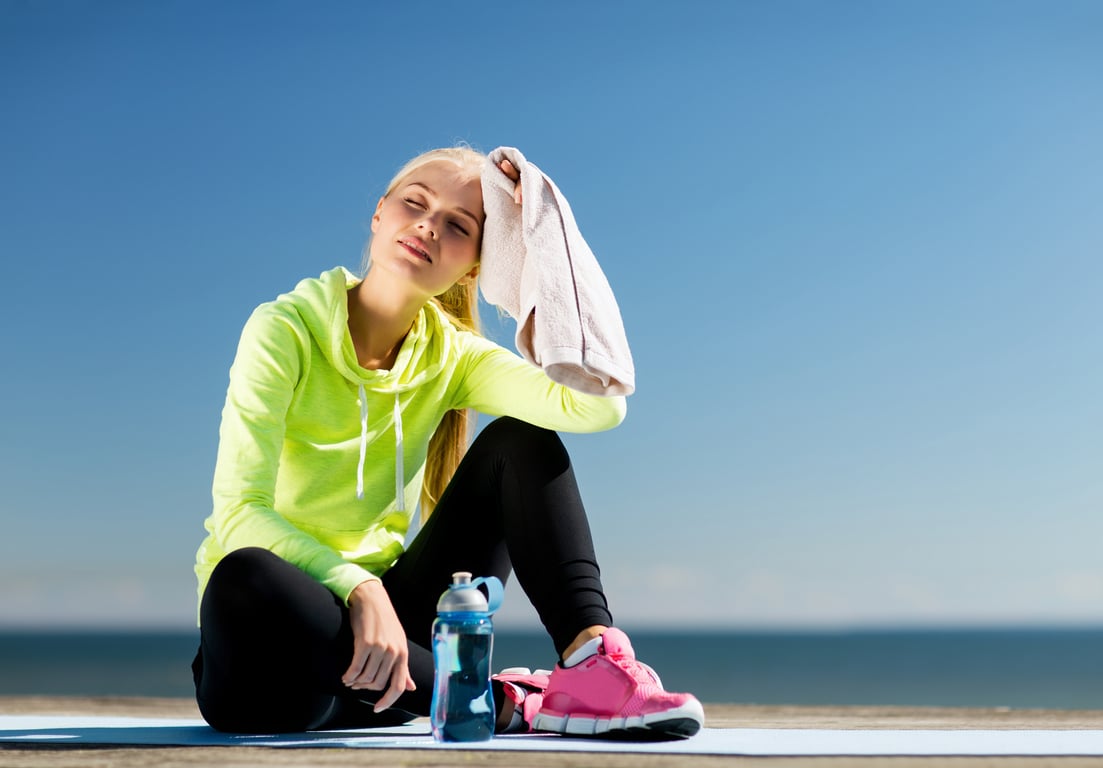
[1,0,1100,630]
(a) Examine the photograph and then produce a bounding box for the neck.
[347,269,427,370]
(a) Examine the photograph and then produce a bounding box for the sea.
[3,628,1103,709]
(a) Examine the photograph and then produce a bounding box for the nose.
[416,213,439,239]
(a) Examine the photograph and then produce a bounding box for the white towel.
[480,147,635,396]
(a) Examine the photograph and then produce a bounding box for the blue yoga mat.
[3,716,1103,755]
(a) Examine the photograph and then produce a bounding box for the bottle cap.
[436,571,504,614]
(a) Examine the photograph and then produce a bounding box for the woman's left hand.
[498,158,523,205]
[342,579,415,713]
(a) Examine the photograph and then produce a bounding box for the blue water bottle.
[430,571,504,742]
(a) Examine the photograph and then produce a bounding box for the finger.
[375,665,411,713]
[352,652,384,690]
[342,647,368,686]
[498,158,520,181]
[366,654,395,692]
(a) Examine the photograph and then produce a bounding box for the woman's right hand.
[342,579,415,712]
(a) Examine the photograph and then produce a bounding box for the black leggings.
[192,417,613,733]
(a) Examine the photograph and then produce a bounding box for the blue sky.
[1,0,1100,630]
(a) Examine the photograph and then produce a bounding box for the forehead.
[398,161,484,215]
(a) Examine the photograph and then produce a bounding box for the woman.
[192,147,703,739]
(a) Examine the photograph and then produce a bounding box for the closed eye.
[450,220,471,236]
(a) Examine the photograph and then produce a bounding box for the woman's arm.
[453,334,627,430]
[209,304,378,603]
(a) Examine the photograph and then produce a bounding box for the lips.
[398,237,432,263]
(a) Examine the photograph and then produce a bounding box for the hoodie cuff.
[329,565,383,606]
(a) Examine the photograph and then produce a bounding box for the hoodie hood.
[283,266,451,394]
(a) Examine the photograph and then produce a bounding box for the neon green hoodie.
[195,267,626,612]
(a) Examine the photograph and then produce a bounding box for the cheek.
[445,245,479,280]
[378,198,413,228]
[446,231,479,257]
[461,241,481,267]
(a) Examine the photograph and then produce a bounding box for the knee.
[207,547,280,591]
[201,548,282,621]
[477,417,568,467]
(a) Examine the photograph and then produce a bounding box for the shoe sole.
[531,699,704,741]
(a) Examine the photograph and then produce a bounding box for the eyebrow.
[405,182,482,227]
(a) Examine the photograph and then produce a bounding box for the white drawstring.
[355,384,405,513]
[356,384,368,500]
[393,392,405,513]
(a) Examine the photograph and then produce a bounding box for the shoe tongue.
[599,628,635,659]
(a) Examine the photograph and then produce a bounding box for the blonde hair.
[365,146,487,521]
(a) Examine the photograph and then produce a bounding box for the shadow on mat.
[0,723,433,748]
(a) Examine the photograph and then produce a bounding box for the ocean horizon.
[3,626,1103,710]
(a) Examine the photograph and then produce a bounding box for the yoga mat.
[3,716,1103,755]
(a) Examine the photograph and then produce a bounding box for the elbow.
[594,395,627,431]
[610,395,627,427]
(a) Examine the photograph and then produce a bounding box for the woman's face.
[369,160,483,298]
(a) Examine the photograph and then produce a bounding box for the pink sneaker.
[531,628,704,740]
[492,667,551,734]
